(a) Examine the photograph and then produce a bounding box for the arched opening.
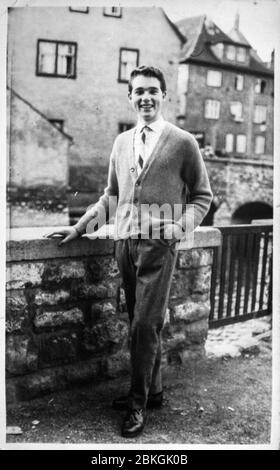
[201,201,217,226]
[232,202,273,224]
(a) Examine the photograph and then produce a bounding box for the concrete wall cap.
[6,225,221,262]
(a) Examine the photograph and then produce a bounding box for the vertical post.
[217,233,228,320]
[235,232,246,317]
[210,246,219,322]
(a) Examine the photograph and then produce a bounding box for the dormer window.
[226,45,236,61]
[210,43,224,60]
[236,46,246,62]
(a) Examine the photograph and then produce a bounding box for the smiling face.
[128,75,166,124]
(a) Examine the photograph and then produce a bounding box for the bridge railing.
[209,223,273,328]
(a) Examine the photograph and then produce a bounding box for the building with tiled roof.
[176,14,274,160]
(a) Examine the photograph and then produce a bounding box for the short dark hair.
[128,65,167,94]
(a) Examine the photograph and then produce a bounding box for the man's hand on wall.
[44,227,81,246]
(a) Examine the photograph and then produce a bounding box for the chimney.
[270,49,274,70]
[234,11,240,30]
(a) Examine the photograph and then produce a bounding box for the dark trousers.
[115,237,178,409]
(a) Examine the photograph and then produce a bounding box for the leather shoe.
[112,391,163,410]
[121,408,146,438]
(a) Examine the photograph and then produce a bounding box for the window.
[118,48,139,83]
[255,78,266,94]
[204,99,220,119]
[49,119,64,131]
[255,136,265,154]
[69,7,89,13]
[226,45,236,61]
[225,134,234,152]
[177,64,189,93]
[230,101,243,121]
[37,40,77,78]
[210,43,224,60]
[236,134,247,153]
[177,64,189,115]
[119,123,134,133]
[234,74,244,91]
[236,47,246,62]
[104,7,122,17]
[206,70,222,87]
[254,105,267,124]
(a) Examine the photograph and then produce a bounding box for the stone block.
[6,334,38,375]
[169,270,191,300]
[87,257,119,282]
[190,292,210,303]
[6,358,101,403]
[178,346,206,364]
[184,318,209,345]
[83,318,128,353]
[189,266,212,295]
[13,369,67,401]
[43,260,86,283]
[172,300,210,324]
[38,332,78,366]
[78,280,117,299]
[66,358,101,384]
[6,262,44,290]
[34,307,84,329]
[102,350,130,378]
[177,249,213,269]
[90,301,116,320]
[34,289,70,306]
[6,291,30,333]
[162,332,187,353]
[6,379,20,404]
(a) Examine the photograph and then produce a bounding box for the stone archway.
[232,201,273,224]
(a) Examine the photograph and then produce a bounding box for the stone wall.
[6,226,221,403]
[204,157,273,225]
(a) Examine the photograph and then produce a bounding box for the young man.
[46,66,213,438]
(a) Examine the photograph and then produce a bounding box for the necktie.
[138,126,150,170]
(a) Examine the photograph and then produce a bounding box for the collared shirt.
[134,116,166,172]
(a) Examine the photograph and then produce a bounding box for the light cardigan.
[74,121,213,239]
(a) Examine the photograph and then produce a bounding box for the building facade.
[7,6,183,221]
[176,15,274,160]
[176,15,273,225]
